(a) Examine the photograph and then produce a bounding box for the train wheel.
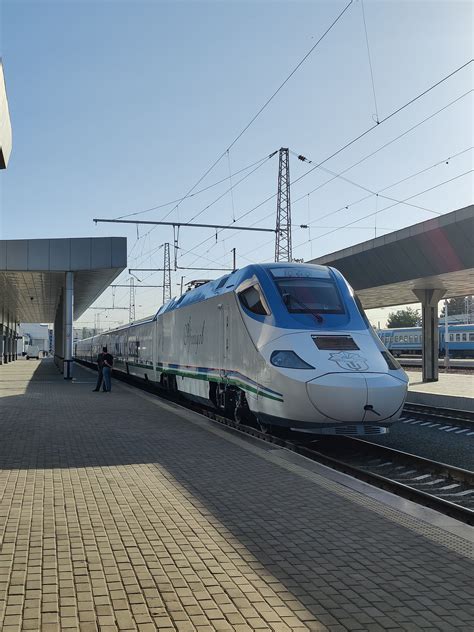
[234,390,251,425]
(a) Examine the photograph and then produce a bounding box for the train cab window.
[270,270,344,314]
[239,285,269,316]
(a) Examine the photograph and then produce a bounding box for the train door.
[219,303,230,374]
[213,303,230,411]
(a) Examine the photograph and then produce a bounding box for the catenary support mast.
[163,243,172,304]
[275,147,292,262]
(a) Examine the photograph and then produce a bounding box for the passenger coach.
[378,324,474,357]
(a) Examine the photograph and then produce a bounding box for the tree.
[386,307,421,328]
[440,296,473,319]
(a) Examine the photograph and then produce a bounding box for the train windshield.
[269,267,344,314]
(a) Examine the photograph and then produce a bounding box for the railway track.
[403,402,474,427]
[77,360,474,525]
[399,358,474,371]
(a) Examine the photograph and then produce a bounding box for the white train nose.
[306,373,406,422]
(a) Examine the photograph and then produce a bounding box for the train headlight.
[381,350,401,370]
[270,350,314,369]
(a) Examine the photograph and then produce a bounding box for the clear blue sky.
[1,0,472,328]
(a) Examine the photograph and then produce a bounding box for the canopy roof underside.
[311,205,474,309]
[0,238,127,322]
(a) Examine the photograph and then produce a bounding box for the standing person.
[92,347,107,392]
[102,349,114,392]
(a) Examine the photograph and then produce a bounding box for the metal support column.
[275,148,292,262]
[63,271,74,379]
[413,288,446,382]
[163,243,171,304]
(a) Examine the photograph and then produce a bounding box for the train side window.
[456,334,461,341]
[409,336,413,342]
[462,333,467,341]
[239,285,269,316]
[470,333,474,341]
[450,334,454,342]
[404,336,408,342]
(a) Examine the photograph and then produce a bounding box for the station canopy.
[310,204,474,309]
[0,237,127,322]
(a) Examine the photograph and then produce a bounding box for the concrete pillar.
[54,291,64,372]
[6,312,11,363]
[0,307,3,365]
[63,271,74,379]
[413,288,446,382]
[13,323,18,360]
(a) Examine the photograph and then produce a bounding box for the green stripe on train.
[162,368,283,402]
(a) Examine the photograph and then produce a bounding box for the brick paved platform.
[0,359,473,632]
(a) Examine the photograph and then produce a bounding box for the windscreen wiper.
[282,293,323,323]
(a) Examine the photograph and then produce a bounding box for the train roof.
[156,262,331,316]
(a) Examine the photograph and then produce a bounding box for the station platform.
[1,359,473,632]
[406,370,474,411]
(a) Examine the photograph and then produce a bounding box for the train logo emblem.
[328,352,369,371]
[184,318,205,352]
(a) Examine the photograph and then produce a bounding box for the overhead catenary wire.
[289,60,473,189]
[178,68,472,268]
[113,152,277,266]
[227,150,236,223]
[187,151,277,223]
[292,90,472,204]
[292,170,474,250]
[157,0,355,223]
[361,0,380,123]
[291,149,439,216]
[93,65,473,314]
[301,147,473,228]
[113,152,276,220]
[207,148,473,265]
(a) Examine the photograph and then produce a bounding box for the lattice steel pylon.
[275,147,292,262]
[163,242,172,304]
[129,277,135,322]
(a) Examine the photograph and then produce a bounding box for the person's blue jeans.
[103,366,112,392]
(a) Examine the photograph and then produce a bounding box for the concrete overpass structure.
[311,204,474,382]
[0,238,127,377]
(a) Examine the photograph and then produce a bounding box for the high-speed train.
[75,263,408,436]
